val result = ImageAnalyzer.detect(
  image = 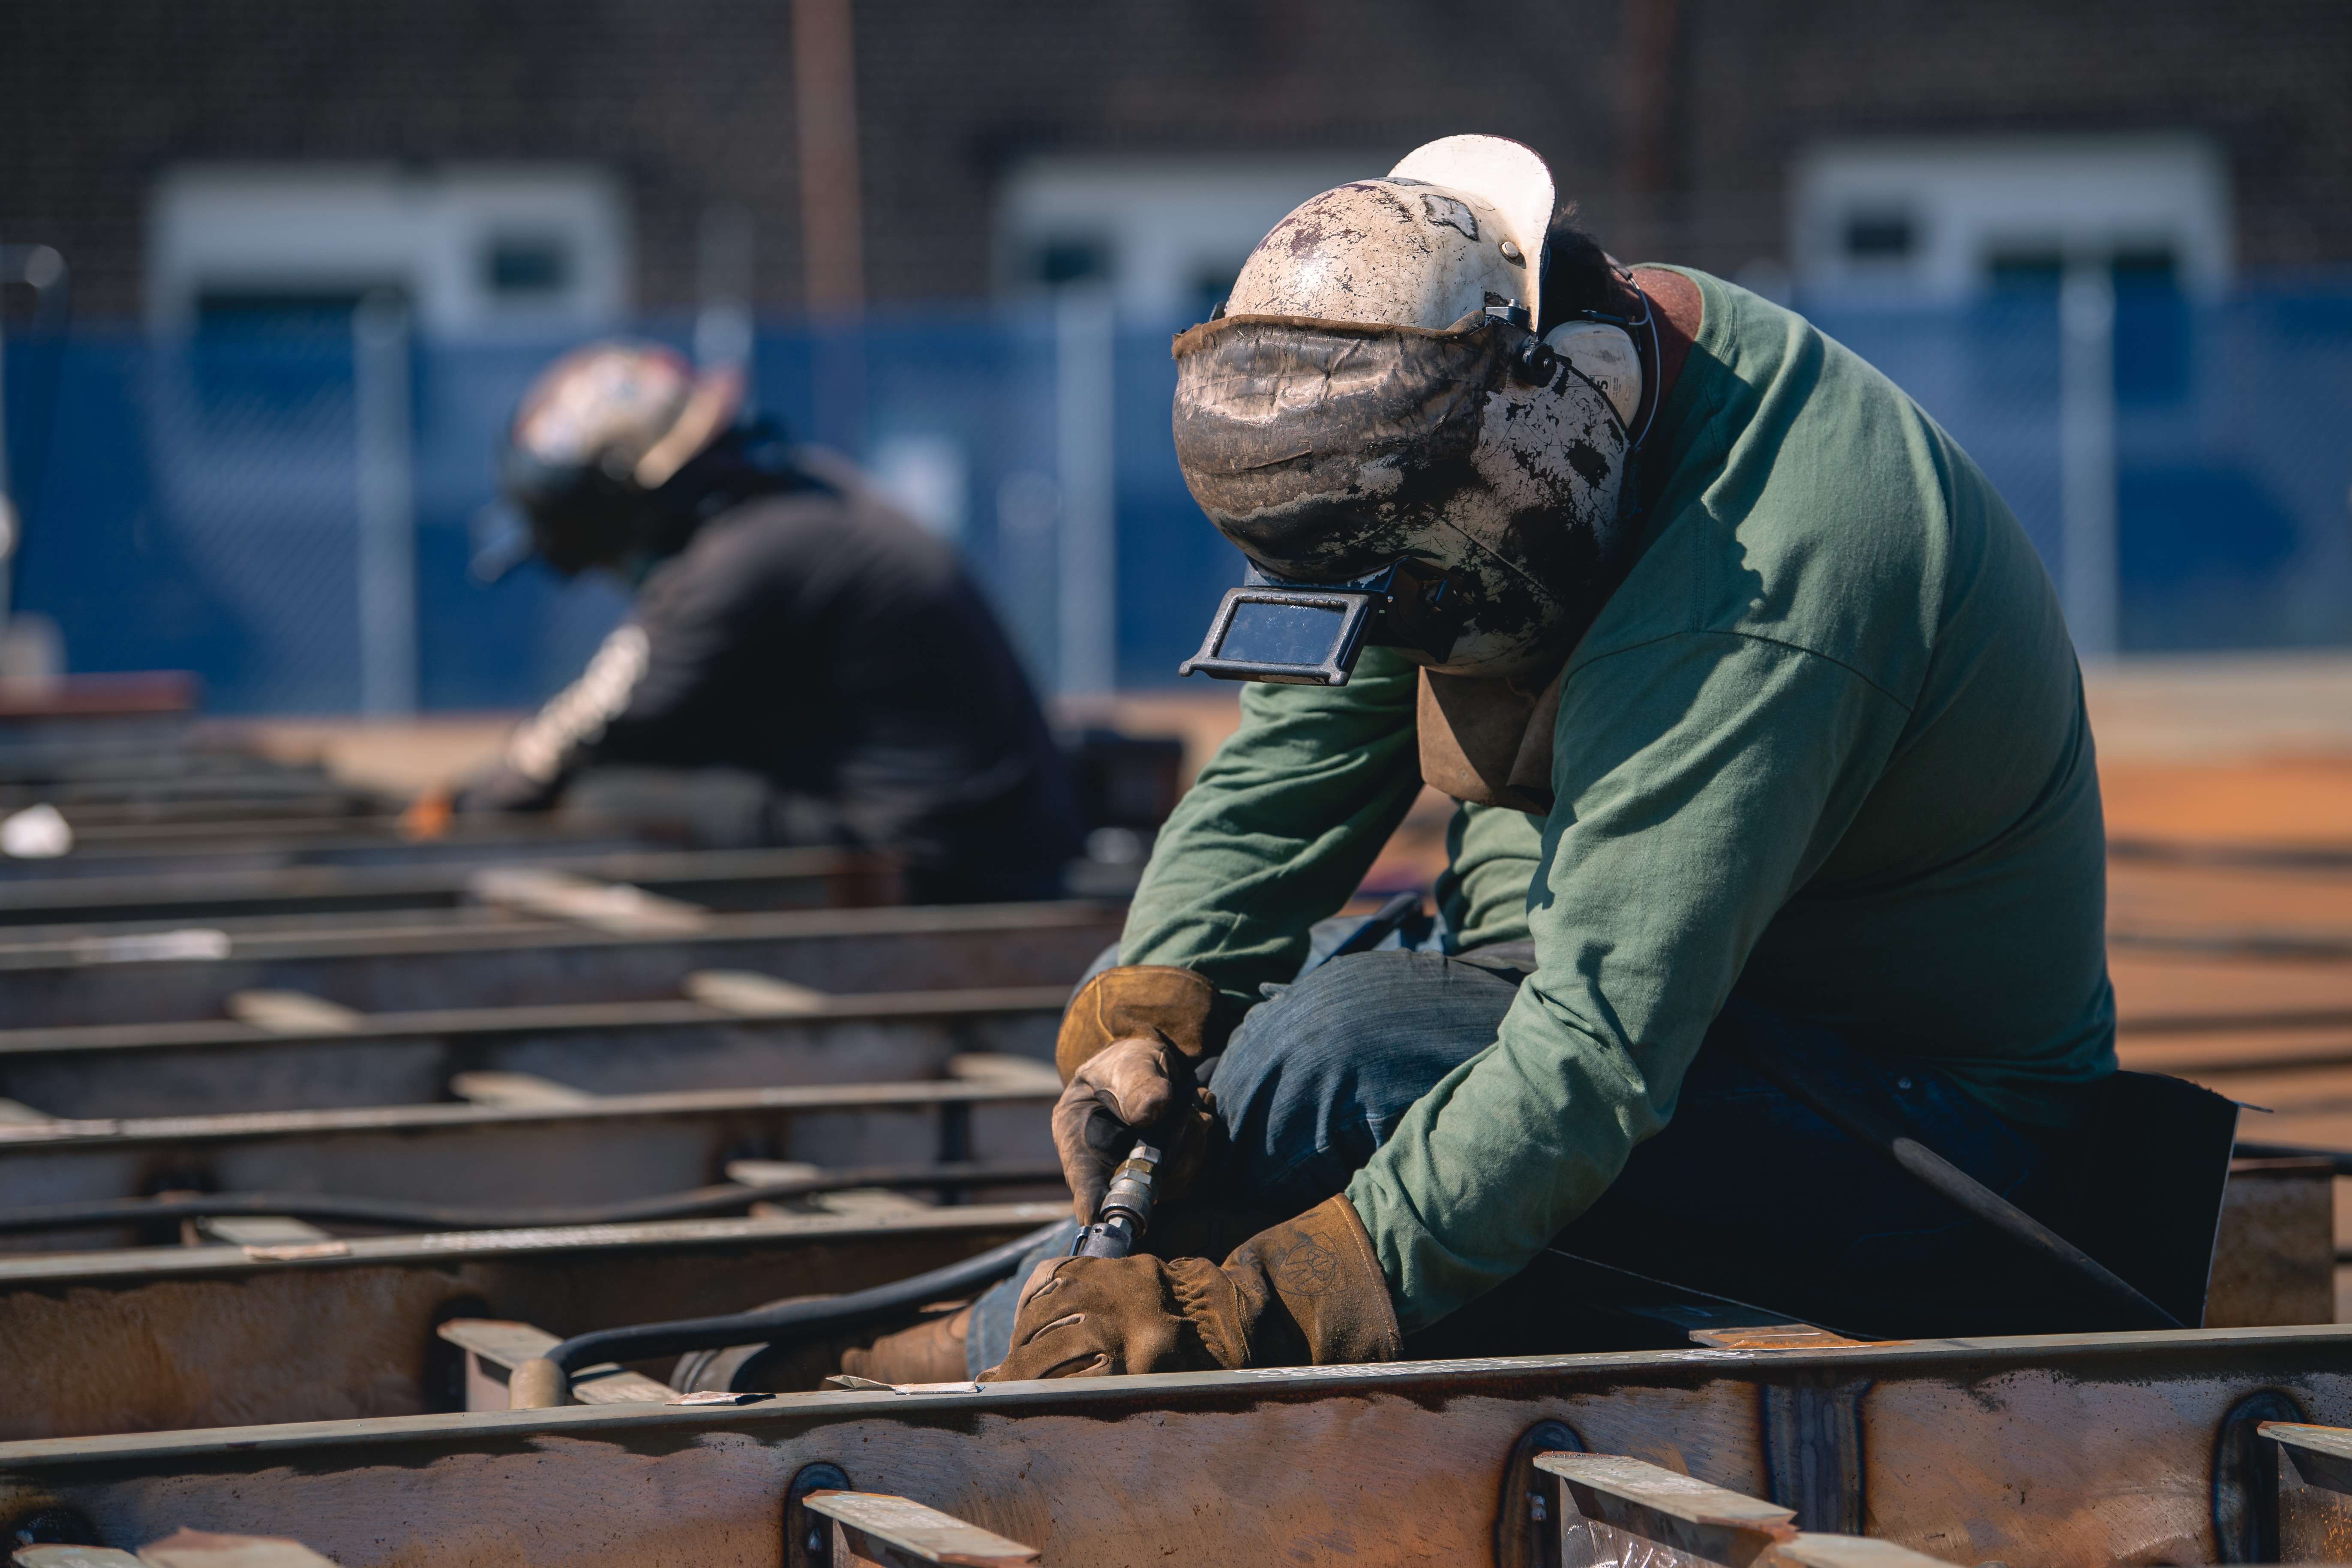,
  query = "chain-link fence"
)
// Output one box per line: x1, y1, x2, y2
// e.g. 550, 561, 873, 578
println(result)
3, 285, 2349, 714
